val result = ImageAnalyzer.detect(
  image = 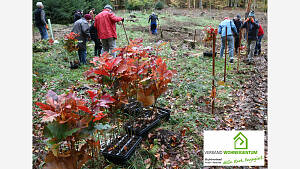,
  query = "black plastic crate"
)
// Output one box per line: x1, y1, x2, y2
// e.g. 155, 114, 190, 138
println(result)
156, 107, 171, 121
102, 134, 143, 165
124, 117, 161, 137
